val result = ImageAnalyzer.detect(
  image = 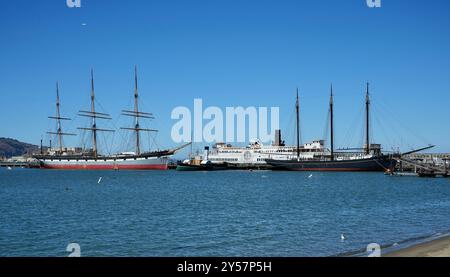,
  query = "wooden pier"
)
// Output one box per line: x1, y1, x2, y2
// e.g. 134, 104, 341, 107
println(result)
393, 157, 449, 178
0, 161, 40, 168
